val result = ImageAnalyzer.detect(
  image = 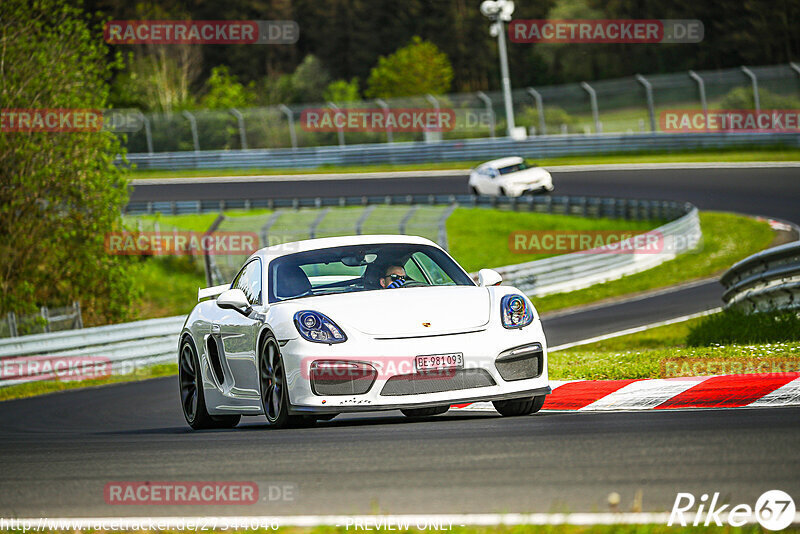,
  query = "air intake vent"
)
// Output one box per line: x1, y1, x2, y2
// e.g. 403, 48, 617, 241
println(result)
495, 343, 543, 382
